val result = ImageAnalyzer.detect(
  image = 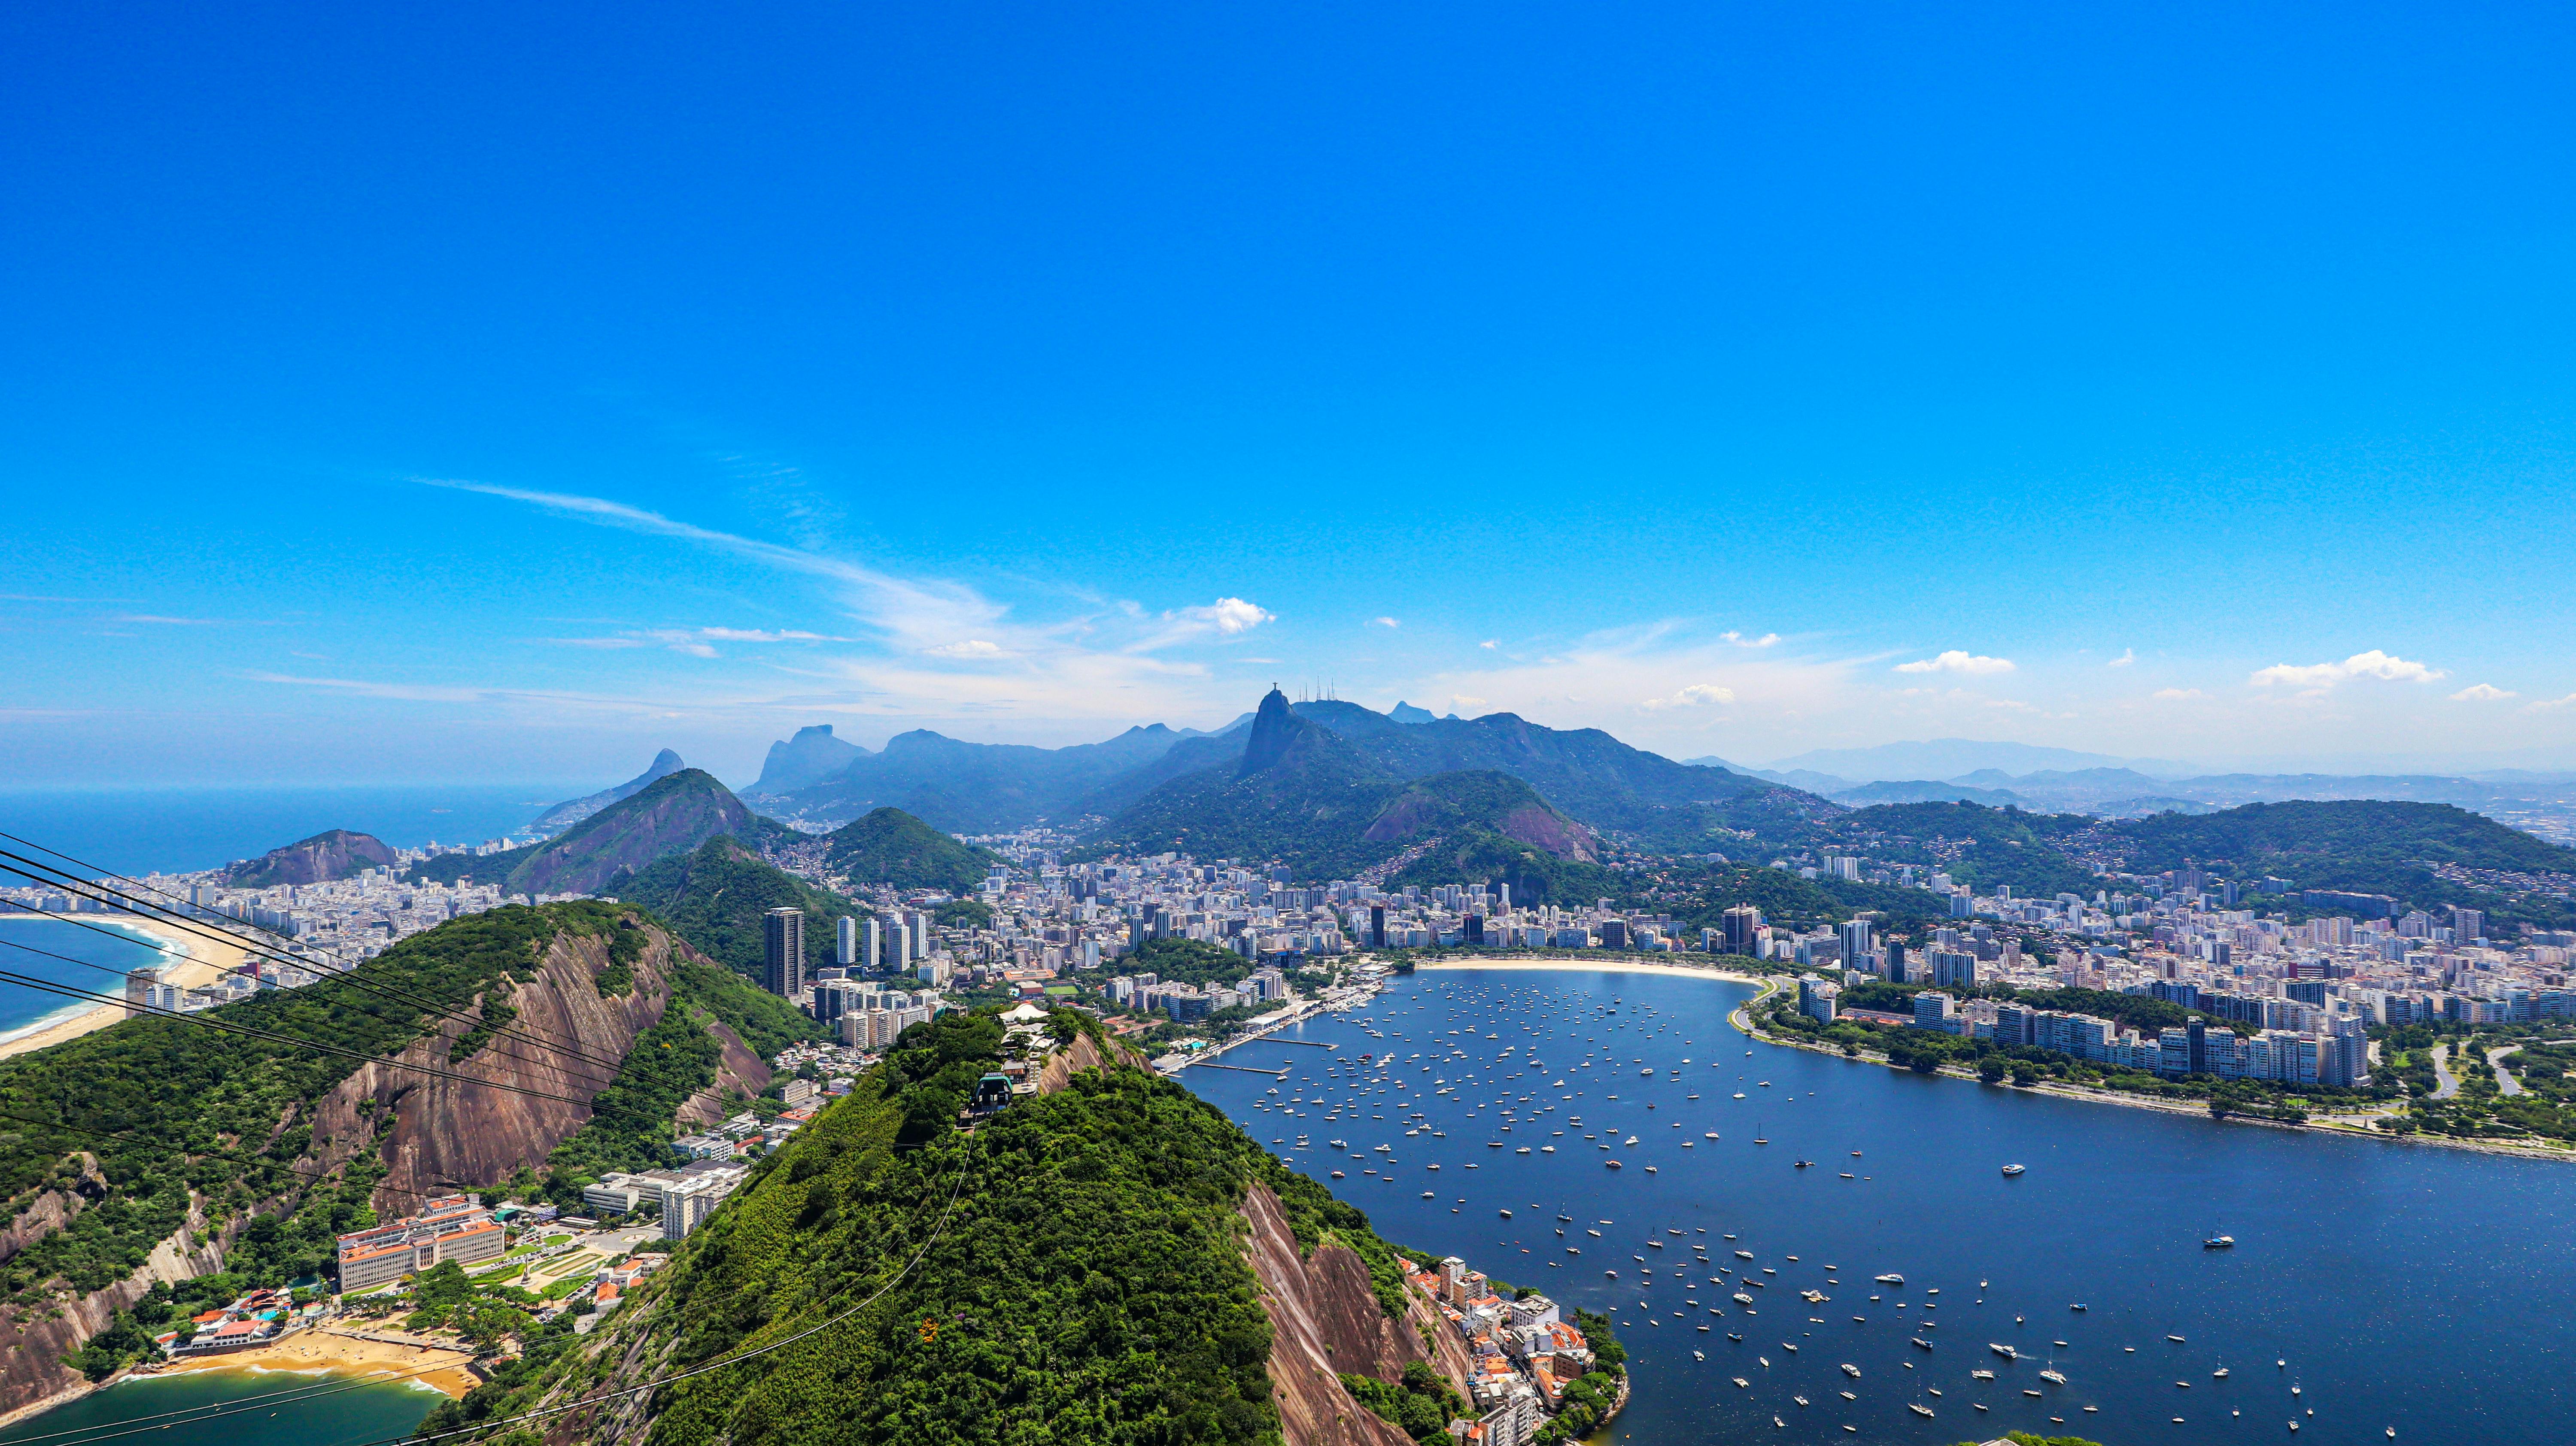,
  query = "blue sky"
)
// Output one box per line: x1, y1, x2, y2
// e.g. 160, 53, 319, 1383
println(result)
6, 2, 2575, 787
